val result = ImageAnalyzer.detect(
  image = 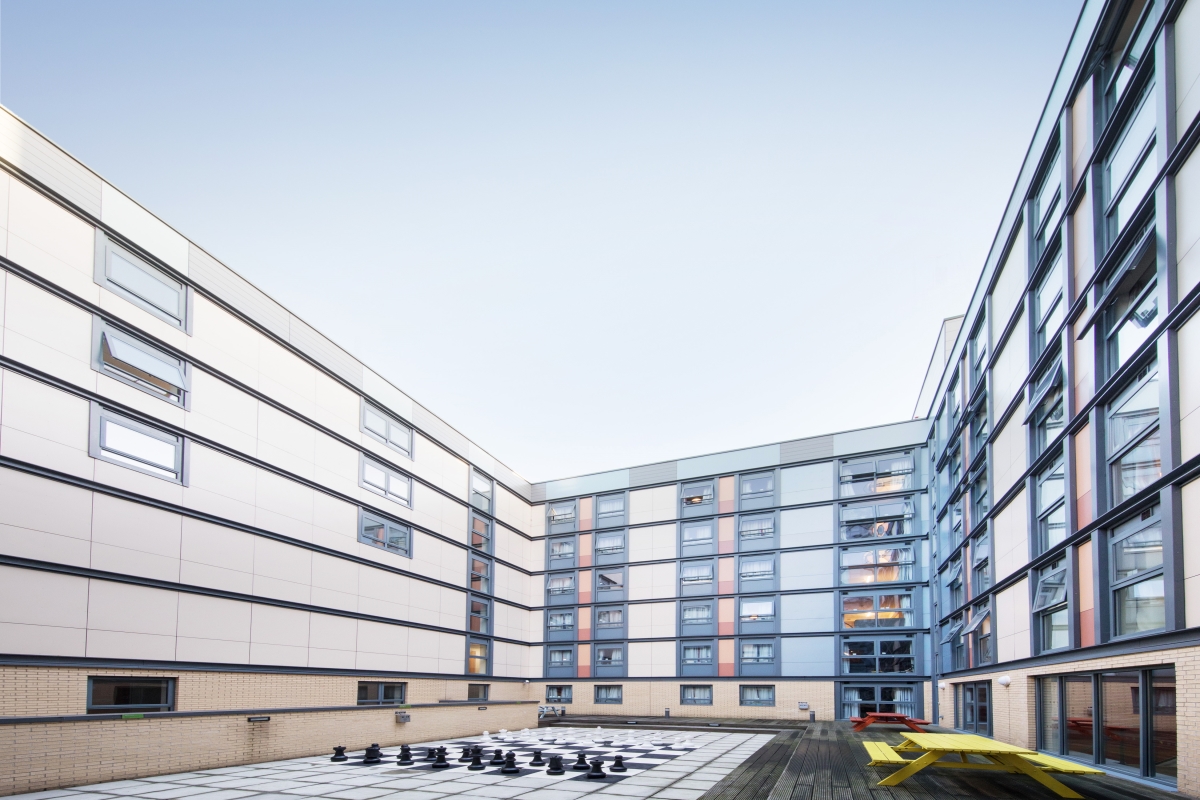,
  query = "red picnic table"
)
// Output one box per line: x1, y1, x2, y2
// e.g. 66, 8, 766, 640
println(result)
850, 712, 930, 732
